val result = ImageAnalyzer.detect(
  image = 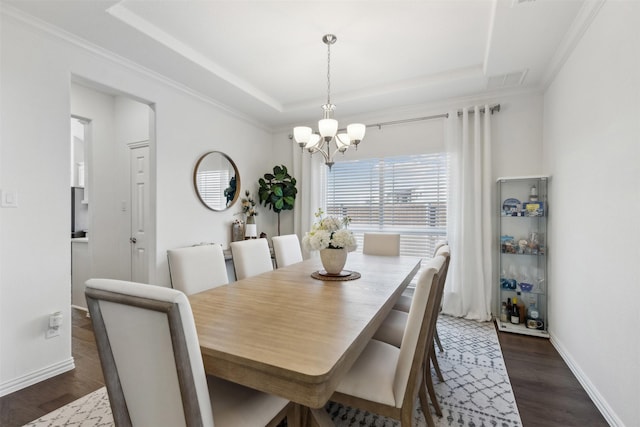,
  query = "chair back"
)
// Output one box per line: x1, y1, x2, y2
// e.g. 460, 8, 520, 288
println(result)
230, 239, 273, 280
85, 279, 213, 427
392, 255, 445, 407
362, 233, 400, 256
167, 244, 229, 295
434, 243, 450, 258
272, 234, 303, 268
433, 240, 448, 257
